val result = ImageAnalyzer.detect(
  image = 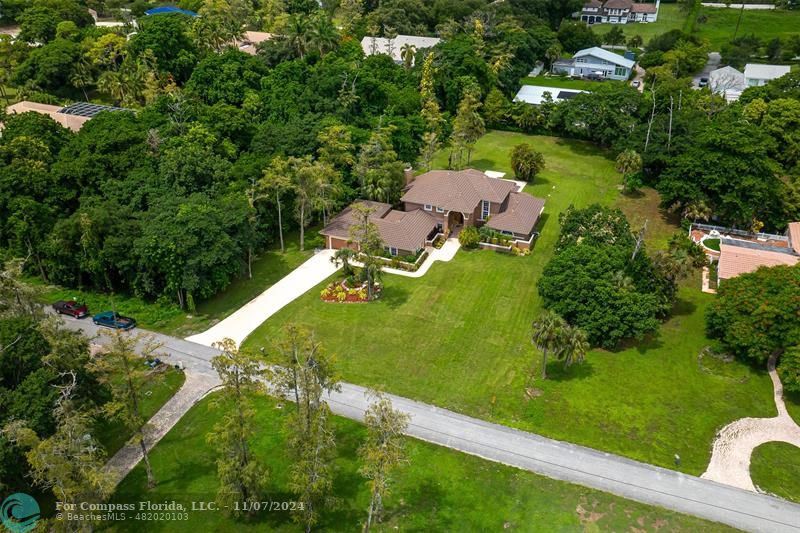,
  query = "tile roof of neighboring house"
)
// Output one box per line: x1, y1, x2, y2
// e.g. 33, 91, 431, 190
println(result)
631, 2, 658, 13
604, 0, 633, 8
238, 31, 274, 55
401, 169, 517, 213
574, 47, 635, 69
360, 35, 441, 63
486, 192, 545, 236
320, 201, 436, 252
788, 222, 800, 254
514, 85, 589, 105
5, 101, 90, 132
717, 243, 799, 280
584, 0, 603, 7
744, 63, 791, 81
709, 65, 746, 93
